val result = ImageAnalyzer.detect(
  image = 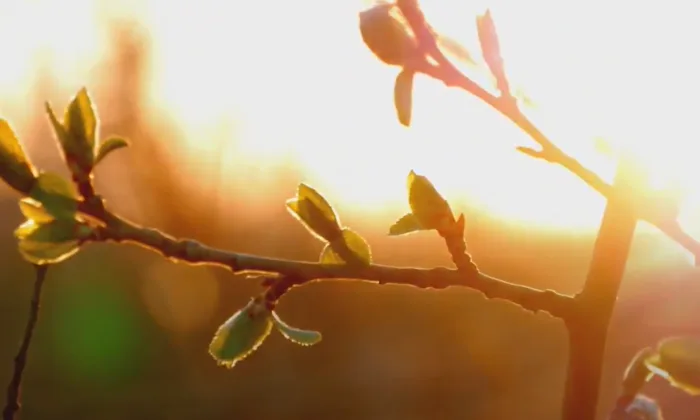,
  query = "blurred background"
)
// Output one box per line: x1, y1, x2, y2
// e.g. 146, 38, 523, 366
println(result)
1, 0, 700, 418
